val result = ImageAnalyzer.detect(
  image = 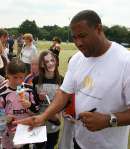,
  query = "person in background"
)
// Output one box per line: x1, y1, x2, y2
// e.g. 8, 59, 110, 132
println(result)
14, 10, 130, 149
0, 40, 7, 77
20, 33, 37, 74
32, 51, 63, 149
7, 35, 15, 54
0, 59, 38, 149
0, 28, 9, 62
7, 35, 16, 60
49, 37, 61, 57
24, 55, 39, 85
17, 34, 24, 58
